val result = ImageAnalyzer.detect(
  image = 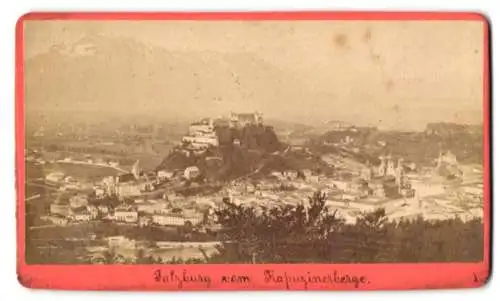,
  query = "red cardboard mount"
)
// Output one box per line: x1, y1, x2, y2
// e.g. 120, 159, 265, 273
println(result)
16, 11, 491, 291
